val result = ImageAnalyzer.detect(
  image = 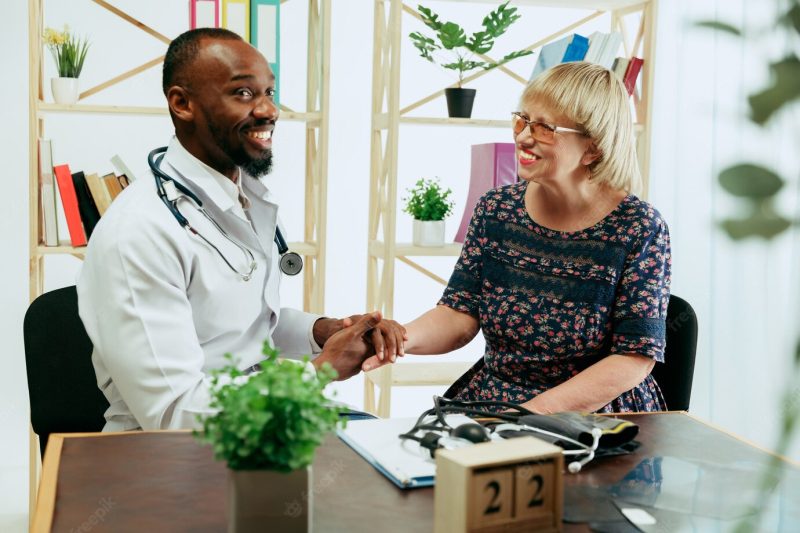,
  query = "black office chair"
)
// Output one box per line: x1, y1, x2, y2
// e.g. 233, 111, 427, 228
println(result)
652, 294, 698, 411
444, 294, 699, 411
23, 286, 109, 456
